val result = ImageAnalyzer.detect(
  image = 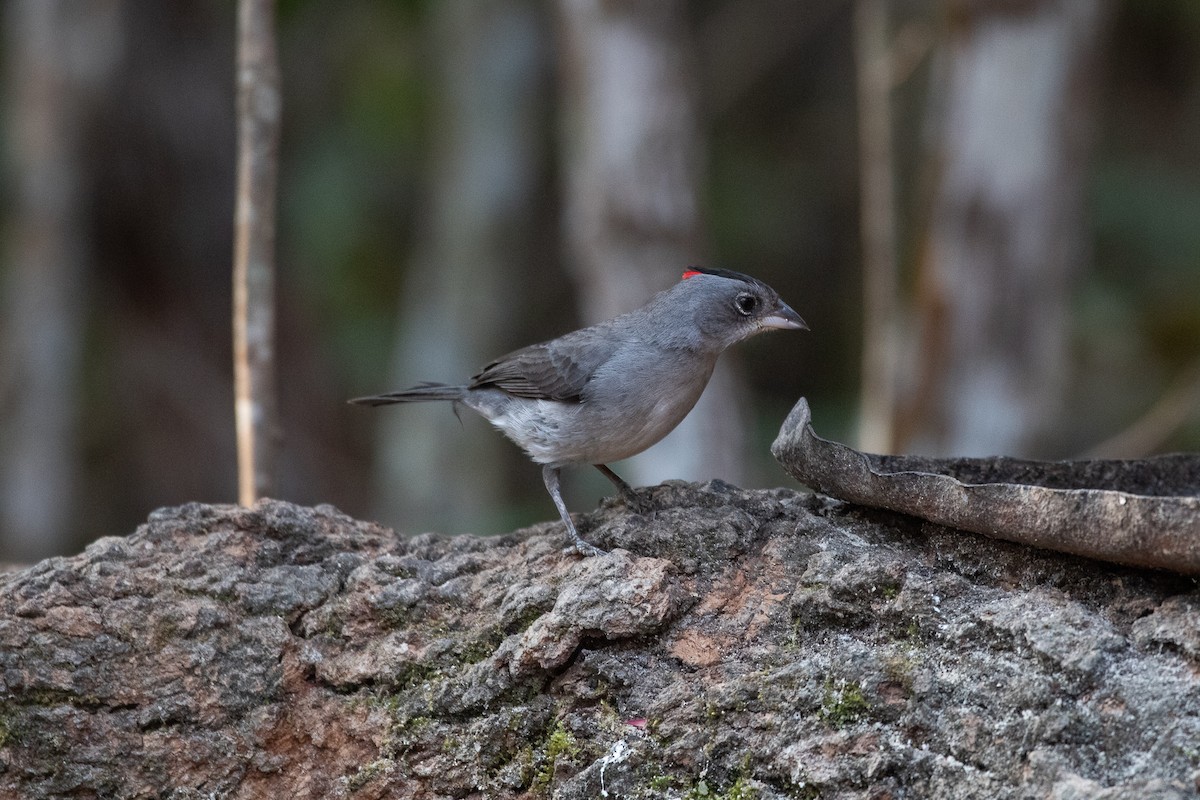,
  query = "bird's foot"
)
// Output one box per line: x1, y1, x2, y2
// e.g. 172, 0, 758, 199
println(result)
546, 464, 608, 556
566, 536, 608, 558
